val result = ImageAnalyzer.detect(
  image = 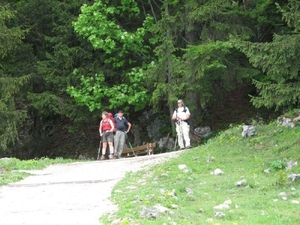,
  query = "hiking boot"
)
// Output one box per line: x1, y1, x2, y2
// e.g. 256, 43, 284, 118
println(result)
180, 147, 185, 150
109, 154, 115, 159
100, 155, 105, 160
186, 146, 191, 149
